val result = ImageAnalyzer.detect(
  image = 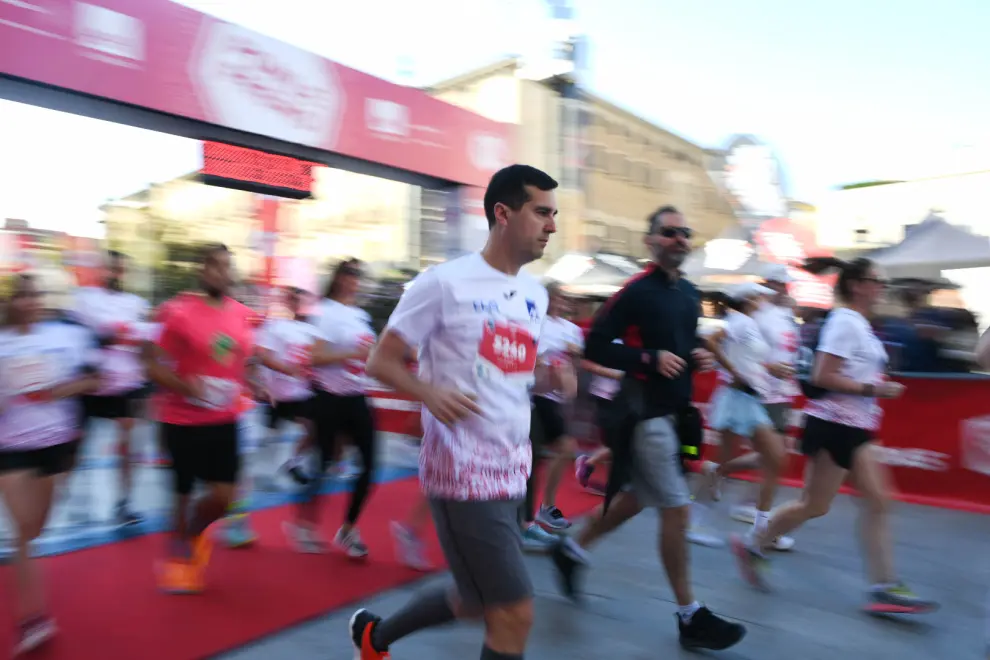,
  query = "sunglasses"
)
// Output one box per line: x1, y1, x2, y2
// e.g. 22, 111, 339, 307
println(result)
860, 276, 888, 286
11, 290, 43, 300
658, 226, 693, 240
339, 266, 364, 278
